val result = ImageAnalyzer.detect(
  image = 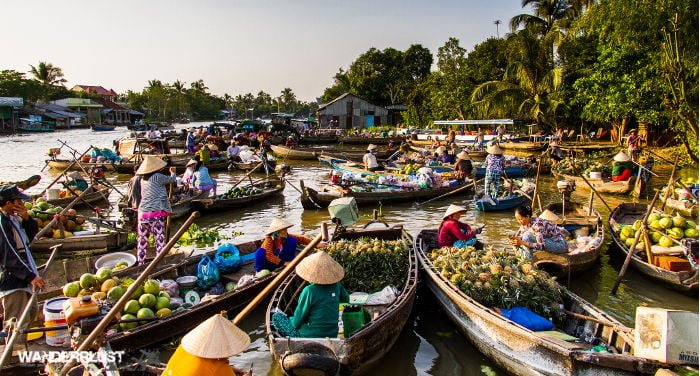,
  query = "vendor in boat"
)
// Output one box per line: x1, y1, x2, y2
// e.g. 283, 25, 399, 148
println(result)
447, 128, 457, 143
196, 144, 211, 164
626, 129, 641, 160
453, 151, 473, 180
509, 206, 569, 258
181, 158, 198, 189
285, 135, 298, 147
0, 185, 44, 348
65, 172, 89, 192
438, 204, 481, 248
191, 159, 217, 197
136, 157, 177, 265
484, 142, 505, 202
163, 314, 251, 376
271, 251, 349, 338
227, 141, 241, 163
363, 144, 384, 171
254, 218, 321, 272
410, 131, 418, 141
147, 142, 163, 155
186, 128, 197, 153
474, 127, 485, 150
549, 141, 564, 166
436, 146, 455, 164
611, 151, 634, 182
